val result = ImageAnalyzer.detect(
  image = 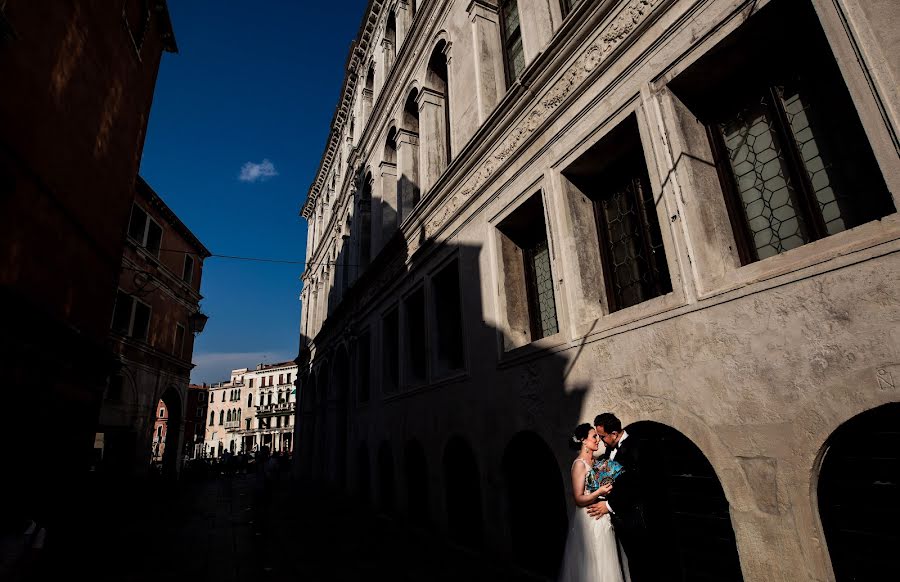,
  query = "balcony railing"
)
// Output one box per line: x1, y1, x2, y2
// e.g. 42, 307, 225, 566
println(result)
256, 402, 295, 416
224, 420, 240, 431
